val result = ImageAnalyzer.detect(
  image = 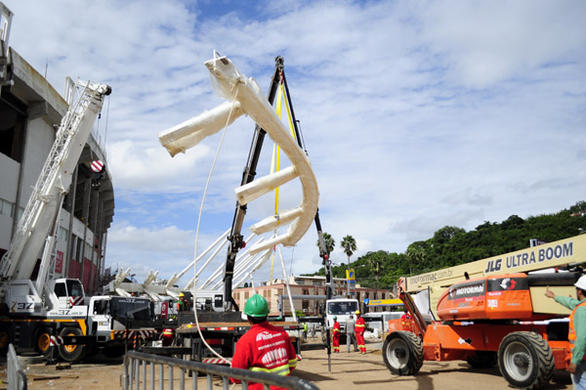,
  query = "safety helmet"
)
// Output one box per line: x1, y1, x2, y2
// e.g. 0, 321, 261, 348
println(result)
355, 310, 360, 315
179, 292, 185, 297
575, 275, 586, 291
244, 294, 269, 318
333, 316, 337, 321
